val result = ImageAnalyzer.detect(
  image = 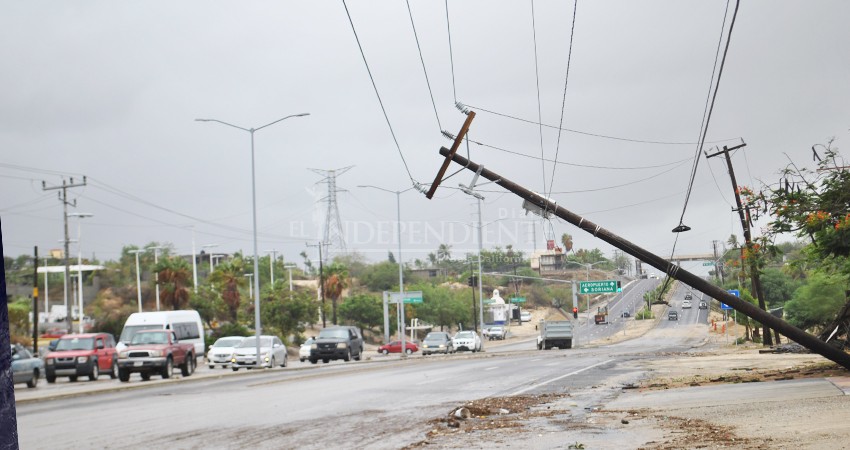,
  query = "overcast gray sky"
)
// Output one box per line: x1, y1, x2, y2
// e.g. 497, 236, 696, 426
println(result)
2, 1, 848, 276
